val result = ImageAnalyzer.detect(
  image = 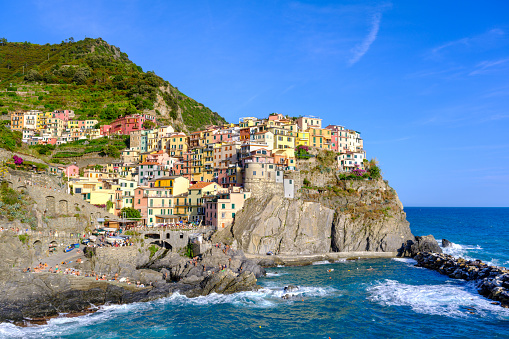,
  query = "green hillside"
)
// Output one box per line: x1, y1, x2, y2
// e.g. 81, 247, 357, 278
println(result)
0, 37, 226, 131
